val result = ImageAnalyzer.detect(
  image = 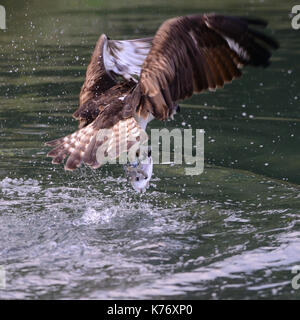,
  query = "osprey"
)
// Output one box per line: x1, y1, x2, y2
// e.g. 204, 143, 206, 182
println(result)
45, 14, 278, 192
